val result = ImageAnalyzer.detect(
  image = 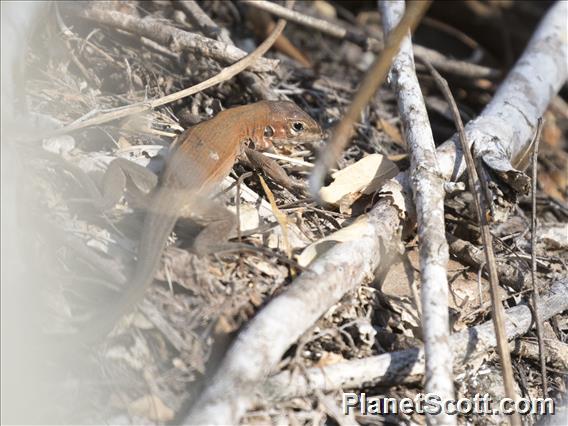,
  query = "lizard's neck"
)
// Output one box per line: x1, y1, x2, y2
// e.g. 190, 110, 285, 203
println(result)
231, 102, 271, 146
